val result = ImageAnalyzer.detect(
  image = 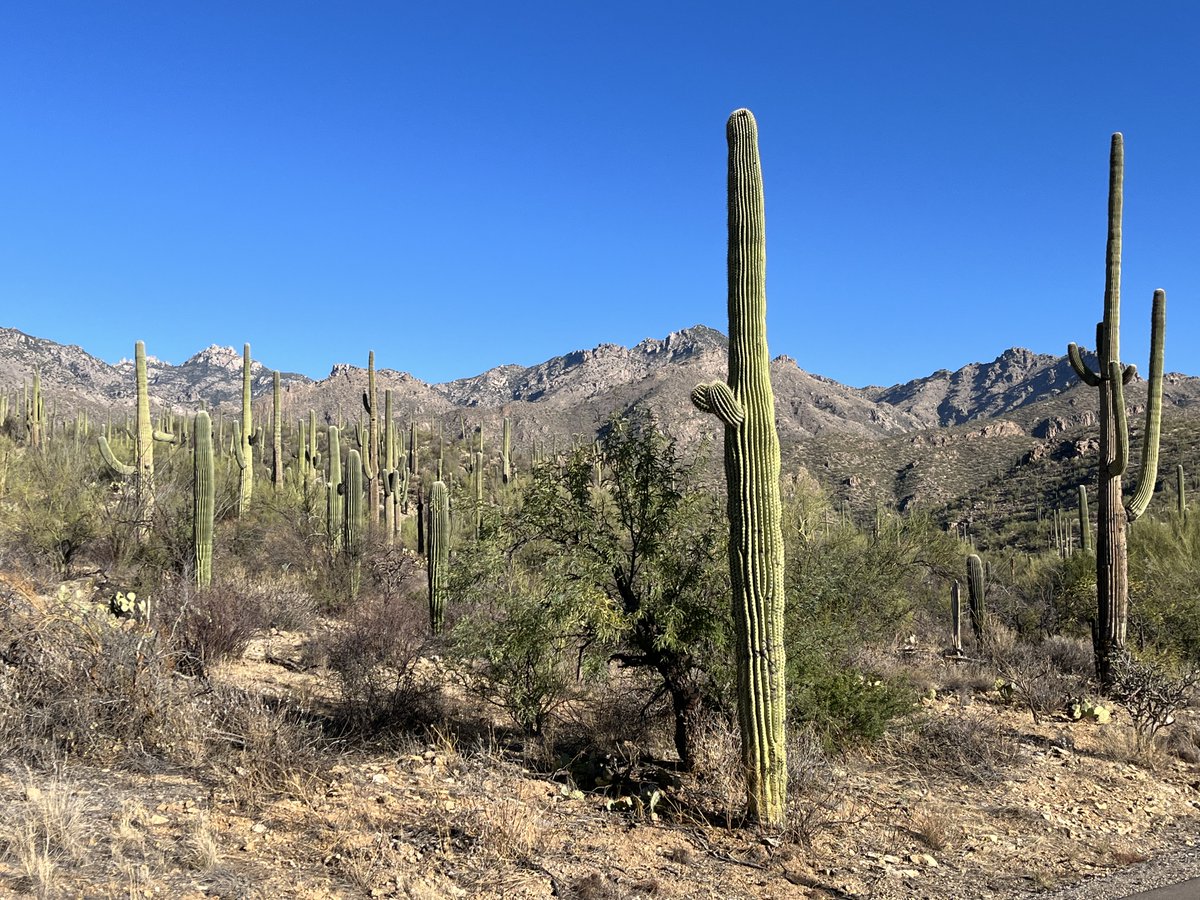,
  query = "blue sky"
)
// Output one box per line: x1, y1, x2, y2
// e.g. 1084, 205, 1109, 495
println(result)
2, 2, 1197, 387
